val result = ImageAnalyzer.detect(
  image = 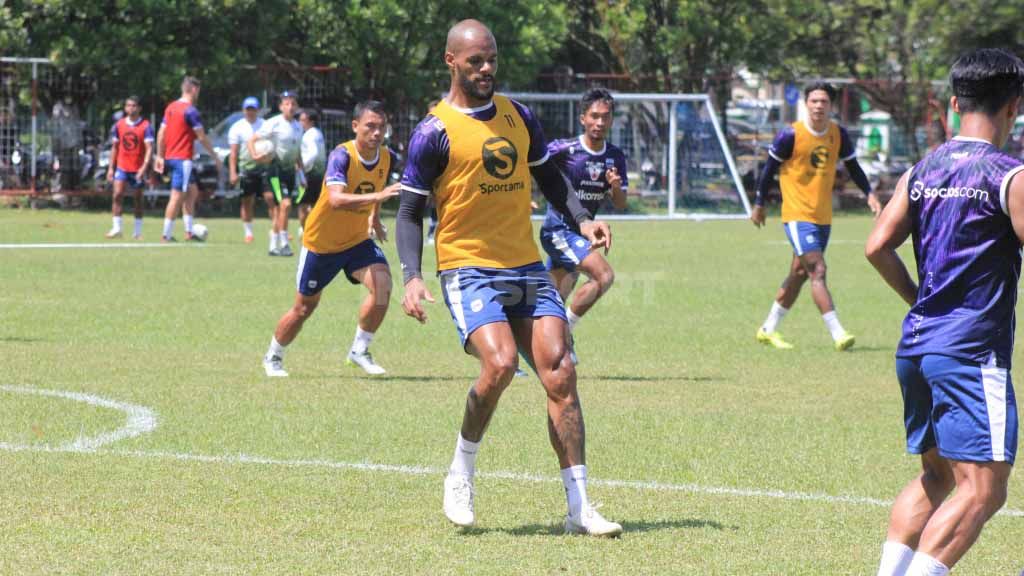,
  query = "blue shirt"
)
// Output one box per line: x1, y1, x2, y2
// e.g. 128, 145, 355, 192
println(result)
542, 136, 628, 229
898, 136, 1024, 368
